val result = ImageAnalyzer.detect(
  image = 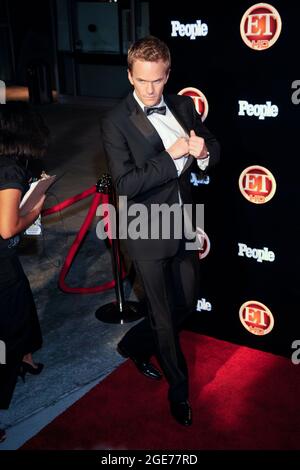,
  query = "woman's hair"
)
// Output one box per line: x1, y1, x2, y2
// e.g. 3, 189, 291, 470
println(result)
127, 36, 171, 72
0, 101, 49, 159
